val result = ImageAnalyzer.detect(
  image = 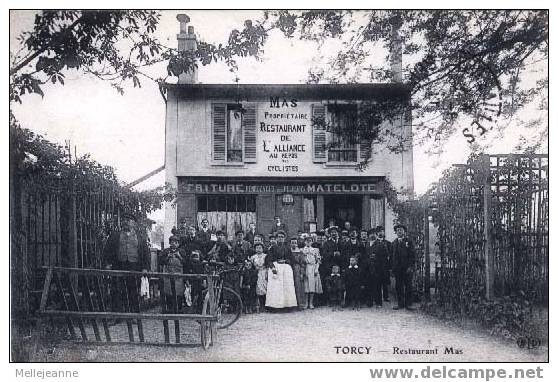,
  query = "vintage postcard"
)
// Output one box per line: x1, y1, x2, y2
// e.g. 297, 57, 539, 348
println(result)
9, 9, 548, 366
